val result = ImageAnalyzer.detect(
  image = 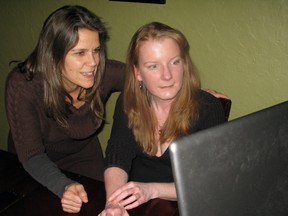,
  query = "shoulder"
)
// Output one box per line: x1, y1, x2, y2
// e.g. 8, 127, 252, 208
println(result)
193, 89, 225, 129
114, 92, 124, 113
6, 67, 24, 84
6, 66, 42, 87
104, 59, 126, 80
101, 59, 126, 101
105, 59, 126, 71
197, 89, 221, 105
6, 67, 26, 95
6, 67, 43, 100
